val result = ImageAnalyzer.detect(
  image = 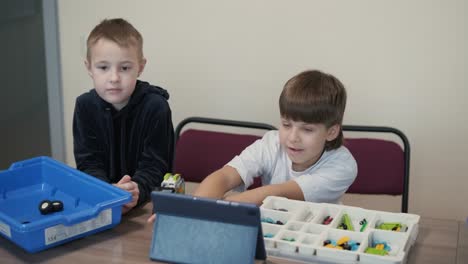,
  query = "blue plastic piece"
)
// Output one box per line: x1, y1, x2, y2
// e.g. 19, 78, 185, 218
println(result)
261, 217, 275, 224
0, 156, 131, 253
